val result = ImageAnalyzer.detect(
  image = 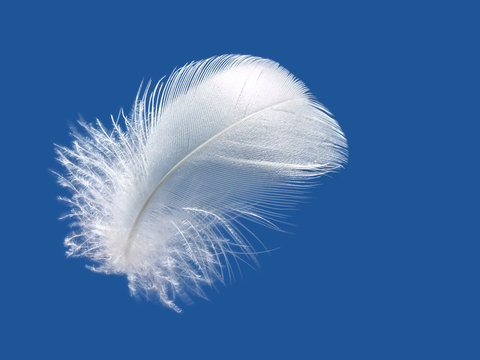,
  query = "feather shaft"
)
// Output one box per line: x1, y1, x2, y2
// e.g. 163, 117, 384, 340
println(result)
124, 97, 304, 257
